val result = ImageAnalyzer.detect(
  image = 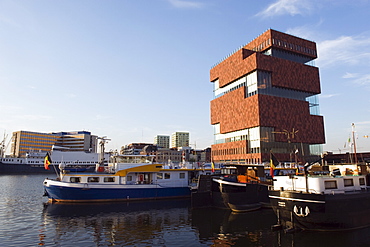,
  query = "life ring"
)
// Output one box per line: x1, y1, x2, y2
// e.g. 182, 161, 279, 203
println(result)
139, 174, 144, 182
